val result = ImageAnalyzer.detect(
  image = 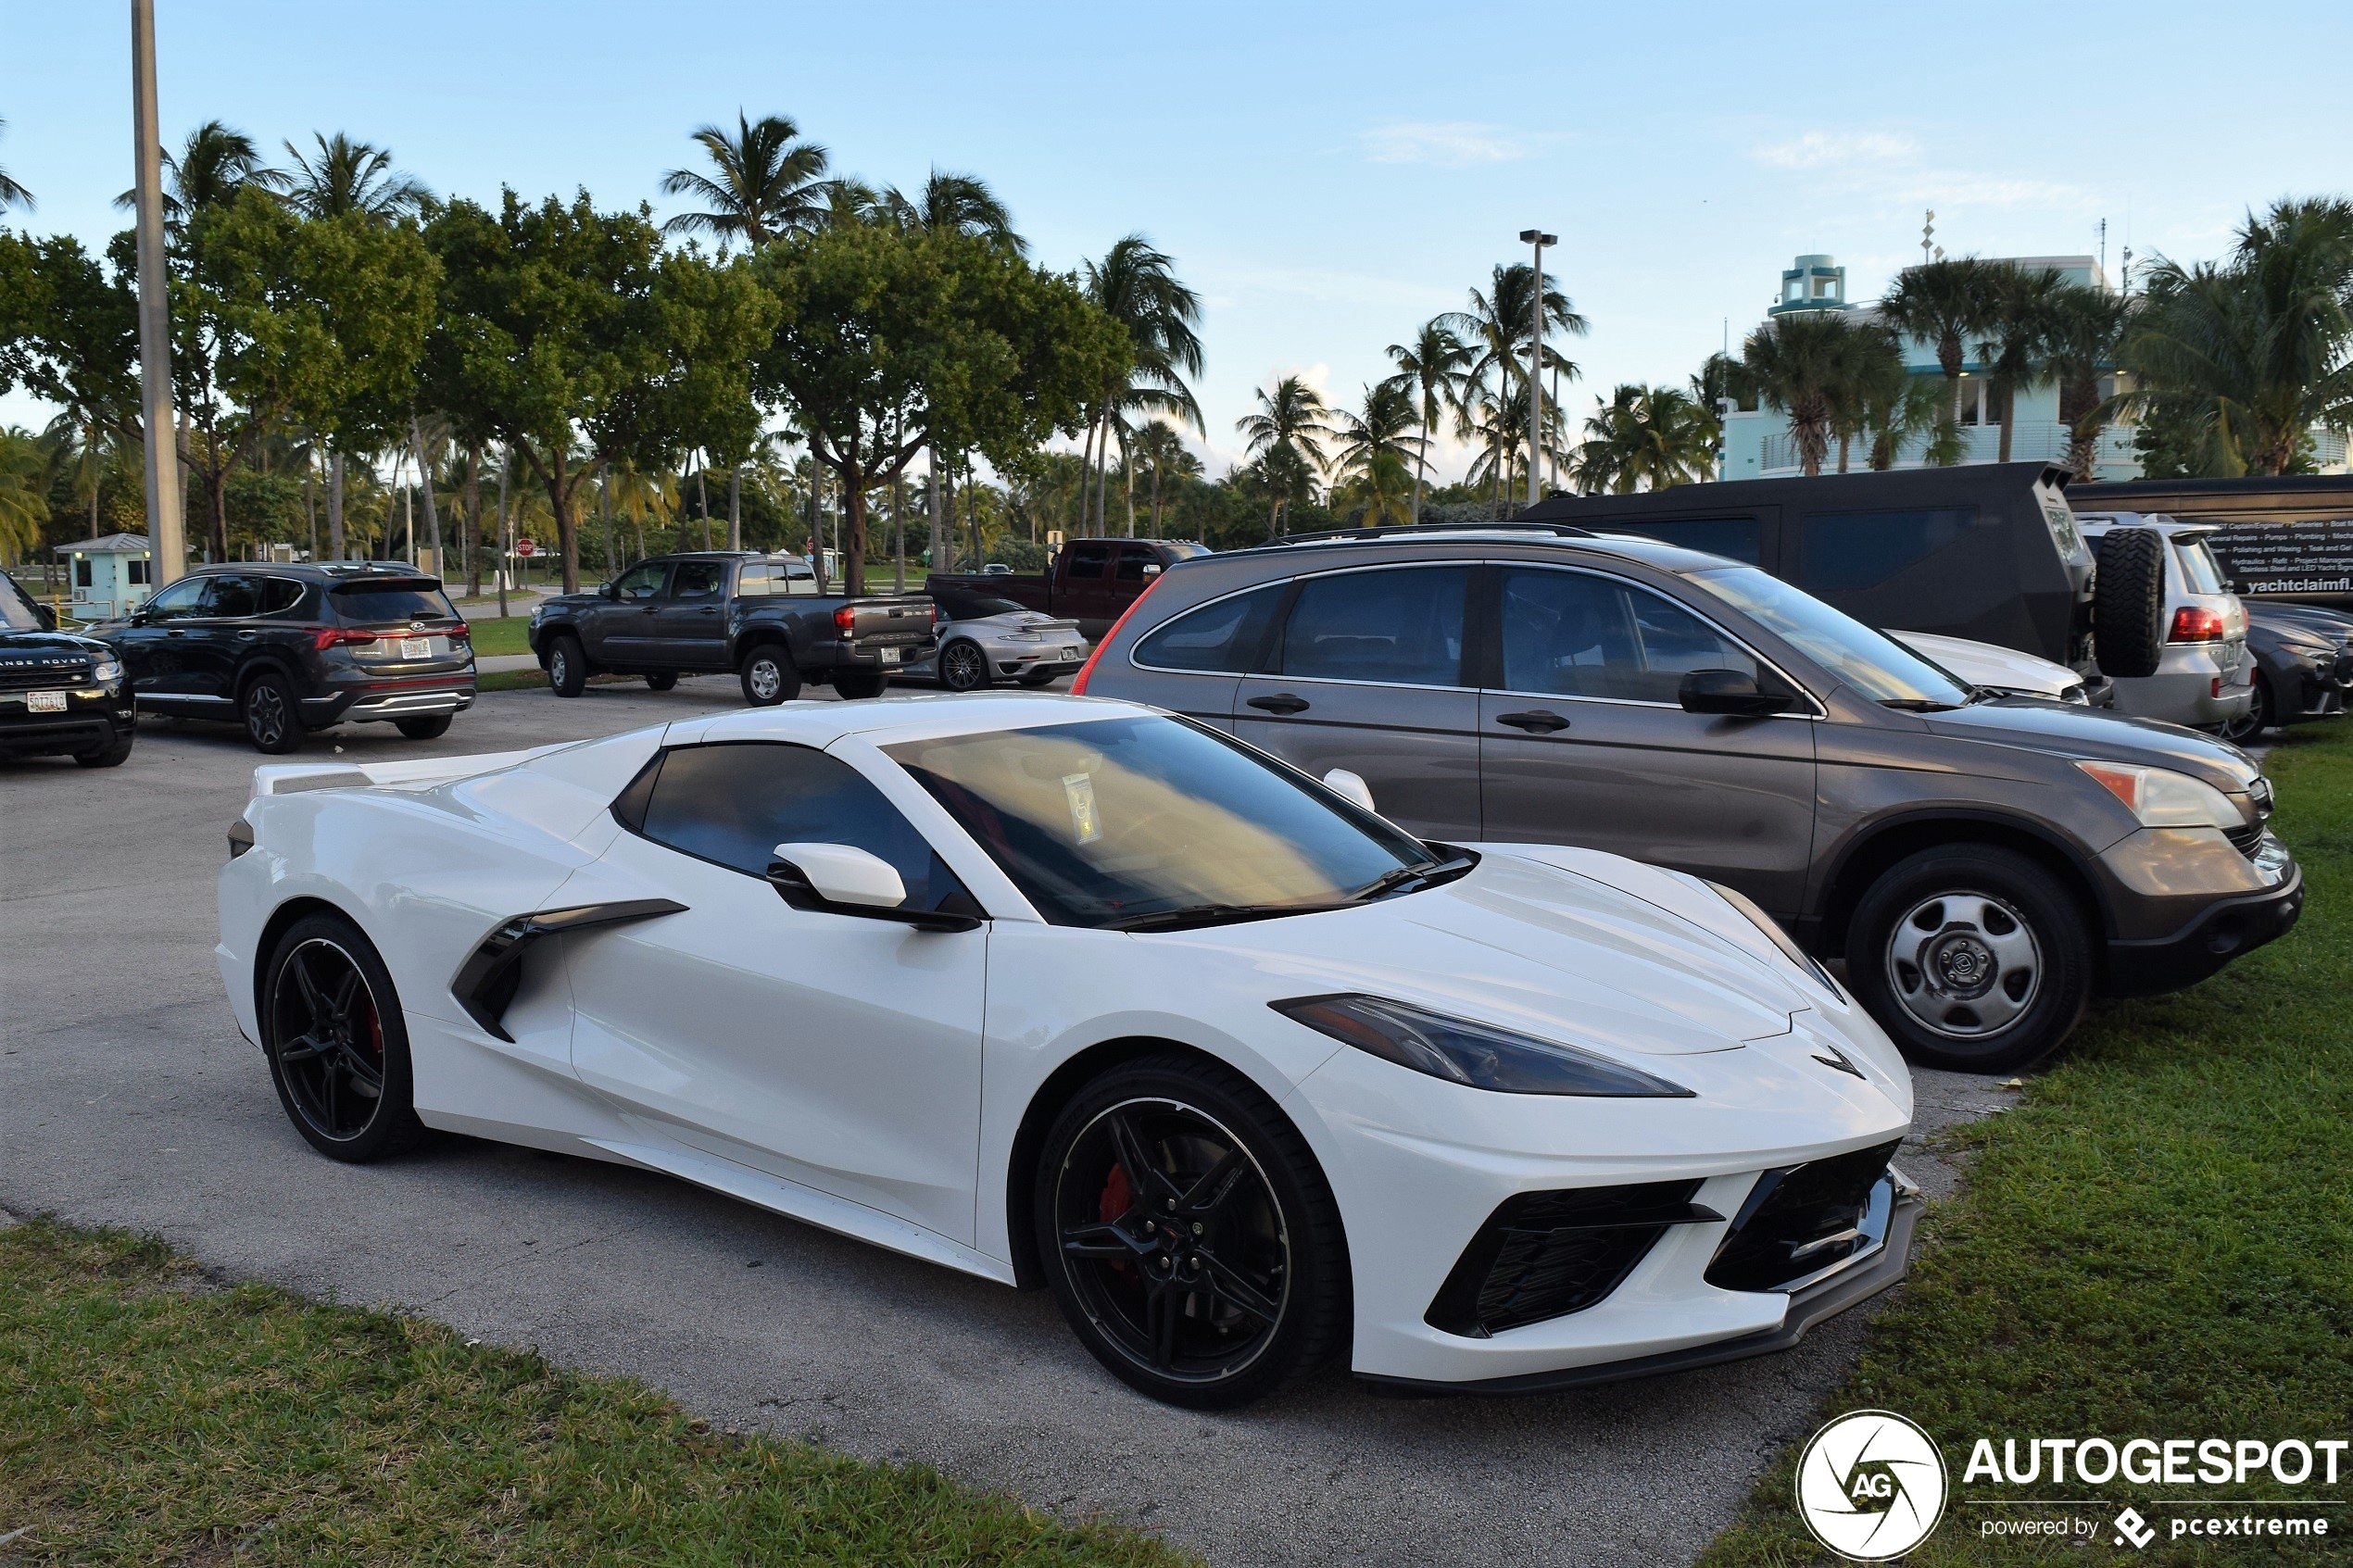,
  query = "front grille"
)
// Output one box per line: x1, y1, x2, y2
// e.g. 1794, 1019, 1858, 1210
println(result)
0, 659, 90, 692
1705, 1140, 1900, 1293
2225, 821, 2266, 857
1426, 1179, 1715, 1337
